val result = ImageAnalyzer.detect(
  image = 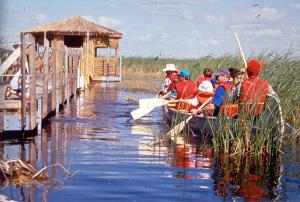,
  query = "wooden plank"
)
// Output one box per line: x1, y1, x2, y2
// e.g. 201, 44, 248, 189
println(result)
0, 47, 20, 75
20, 33, 27, 129
51, 48, 56, 111
42, 46, 49, 118
28, 33, 37, 130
